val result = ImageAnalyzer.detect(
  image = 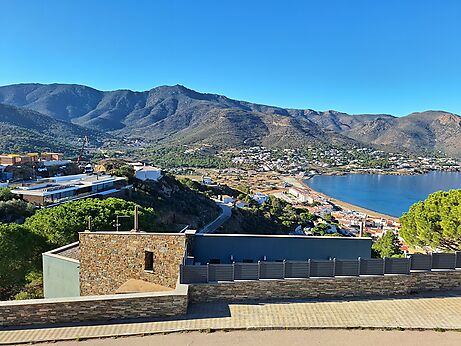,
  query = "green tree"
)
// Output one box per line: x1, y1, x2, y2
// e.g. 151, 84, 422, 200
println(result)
24, 198, 156, 246
400, 190, 461, 251
0, 199, 35, 223
372, 231, 404, 258
0, 224, 50, 298
0, 188, 14, 202
114, 165, 135, 179
14, 271, 44, 300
